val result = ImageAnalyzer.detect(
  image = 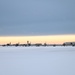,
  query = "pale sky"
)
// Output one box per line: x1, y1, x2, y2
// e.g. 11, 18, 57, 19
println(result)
0, 0, 75, 35
0, 0, 75, 44
0, 35, 75, 44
